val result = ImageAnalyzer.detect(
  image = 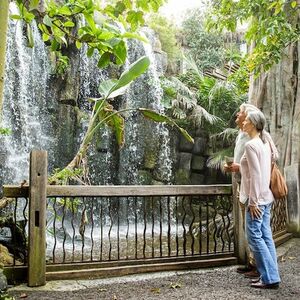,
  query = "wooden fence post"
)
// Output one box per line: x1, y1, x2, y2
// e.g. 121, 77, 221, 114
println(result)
232, 177, 246, 264
28, 150, 47, 287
